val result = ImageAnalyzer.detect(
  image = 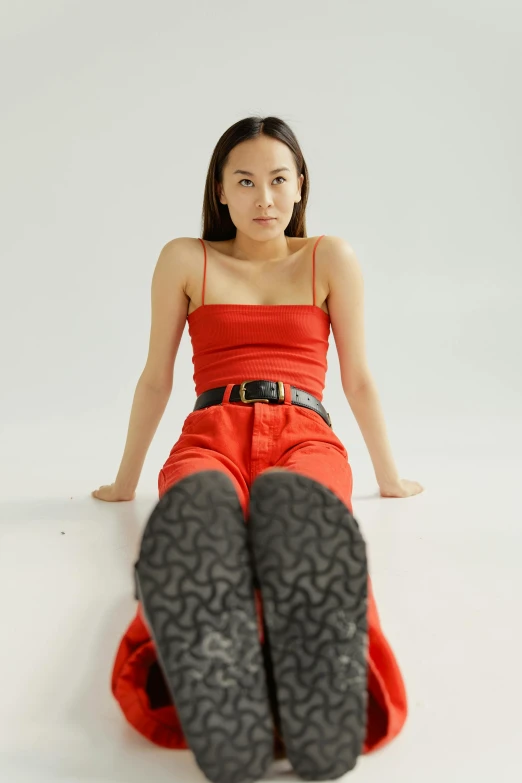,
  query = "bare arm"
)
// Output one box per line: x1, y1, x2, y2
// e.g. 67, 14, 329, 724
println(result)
325, 236, 400, 487
113, 380, 172, 494
110, 238, 192, 494
345, 380, 400, 487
